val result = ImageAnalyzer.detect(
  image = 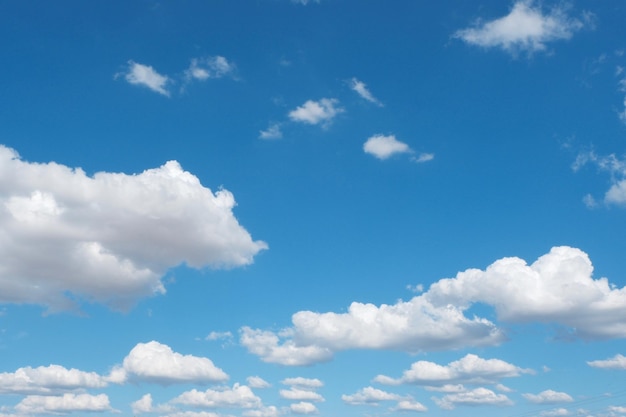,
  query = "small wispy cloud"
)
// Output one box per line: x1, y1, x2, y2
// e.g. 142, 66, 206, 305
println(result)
119, 61, 171, 96
259, 123, 283, 140
185, 56, 236, 81
349, 78, 383, 106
